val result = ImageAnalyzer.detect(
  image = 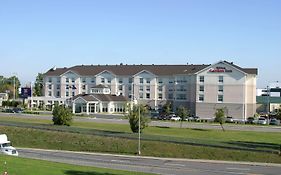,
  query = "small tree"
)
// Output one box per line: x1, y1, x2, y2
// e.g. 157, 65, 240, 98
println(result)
214, 108, 226, 131
34, 73, 44, 96
162, 102, 172, 116
276, 108, 281, 120
126, 104, 150, 133
176, 106, 189, 128
52, 104, 73, 126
